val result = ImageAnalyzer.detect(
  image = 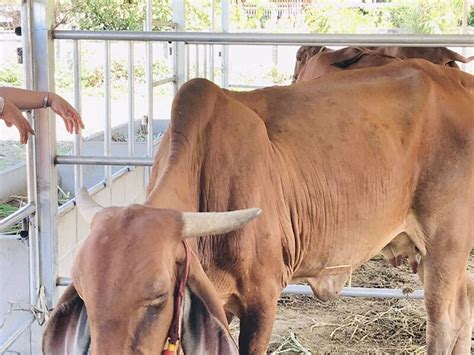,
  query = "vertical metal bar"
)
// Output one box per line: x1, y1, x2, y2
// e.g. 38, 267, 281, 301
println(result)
22, 0, 38, 302
73, 31, 83, 193
195, 45, 200, 77
204, 44, 208, 79
173, 0, 185, 89
209, 0, 215, 82
145, 0, 153, 185
172, 26, 178, 95
128, 42, 135, 158
186, 45, 190, 80
221, 0, 229, 88
272, 45, 278, 67
461, 0, 468, 71
21, 3, 41, 353
31, 0, 58, 309
104, 41, 112, 192
462, 0, 468, 31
